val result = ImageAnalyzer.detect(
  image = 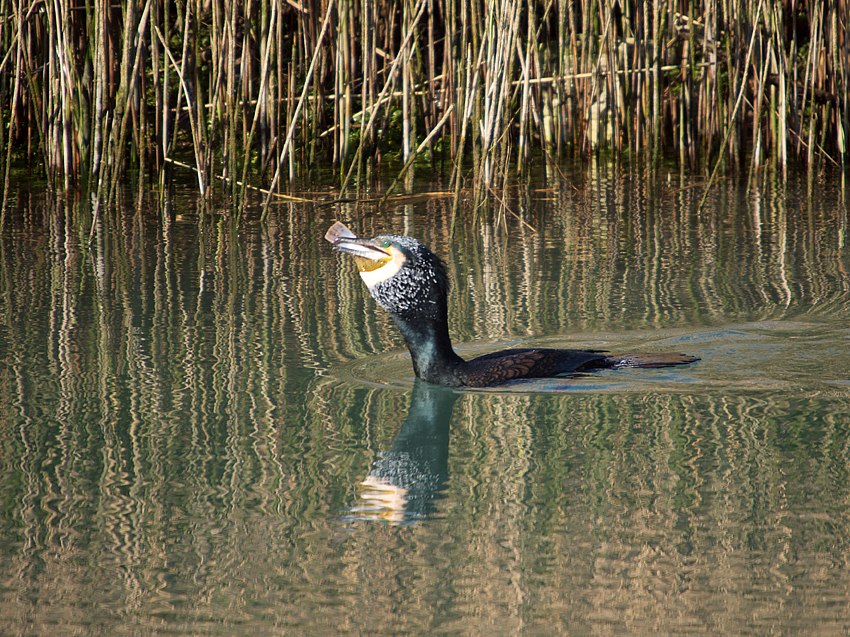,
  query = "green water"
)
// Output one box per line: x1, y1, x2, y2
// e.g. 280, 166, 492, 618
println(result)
1, 166, 849, 635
